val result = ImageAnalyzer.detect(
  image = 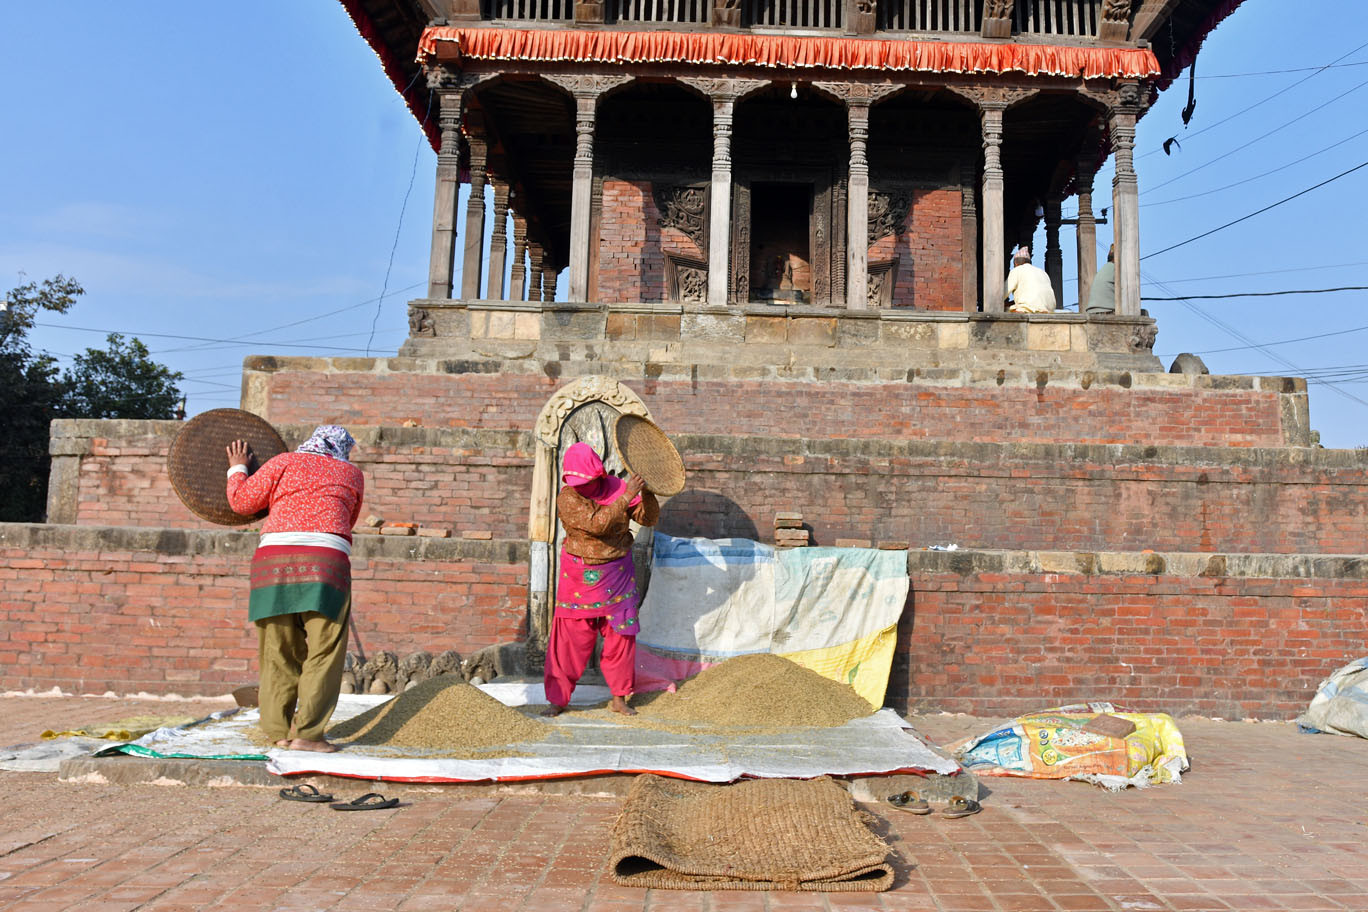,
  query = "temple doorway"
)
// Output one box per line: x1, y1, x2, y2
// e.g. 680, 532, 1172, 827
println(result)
749, 182, 813, 304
